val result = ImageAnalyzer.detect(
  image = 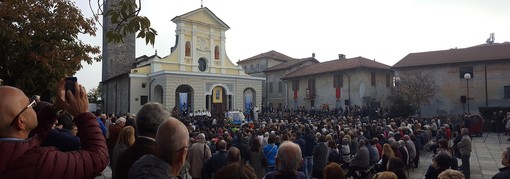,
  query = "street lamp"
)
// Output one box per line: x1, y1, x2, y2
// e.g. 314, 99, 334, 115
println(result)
464, 73, 471, 114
